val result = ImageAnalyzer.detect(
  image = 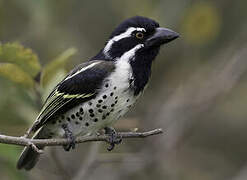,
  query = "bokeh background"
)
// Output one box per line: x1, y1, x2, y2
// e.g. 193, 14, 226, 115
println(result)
1, 0, 247, 179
